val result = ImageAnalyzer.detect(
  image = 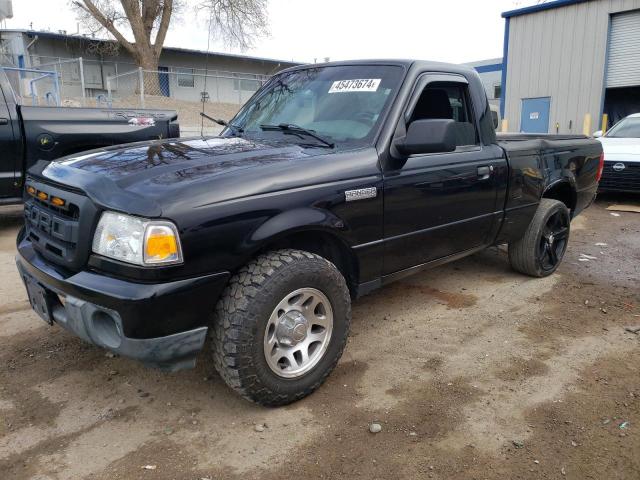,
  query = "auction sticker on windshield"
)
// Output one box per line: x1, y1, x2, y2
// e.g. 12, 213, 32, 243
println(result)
329, 79, 381, 93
